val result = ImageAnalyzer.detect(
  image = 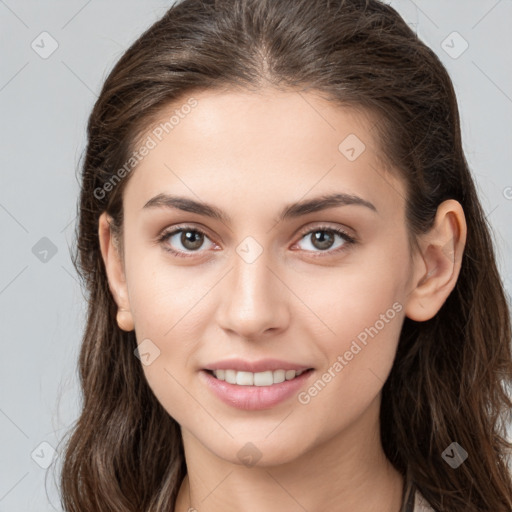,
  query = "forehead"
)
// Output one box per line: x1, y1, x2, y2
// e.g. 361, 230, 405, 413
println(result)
123, 88, 405, 220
